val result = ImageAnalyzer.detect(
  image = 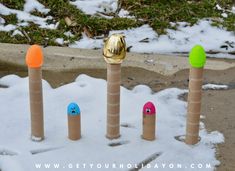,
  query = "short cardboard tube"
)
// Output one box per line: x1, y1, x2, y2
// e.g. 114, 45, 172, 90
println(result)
68, 115, 81, 140
142, 114, 156, 141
